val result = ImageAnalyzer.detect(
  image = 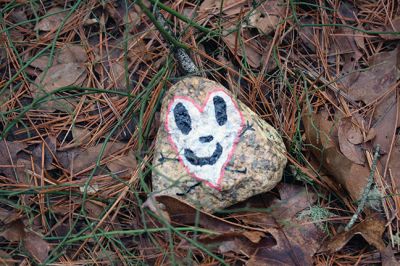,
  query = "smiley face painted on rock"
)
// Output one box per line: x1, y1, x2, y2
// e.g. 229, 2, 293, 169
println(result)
165, 89, 244, 189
